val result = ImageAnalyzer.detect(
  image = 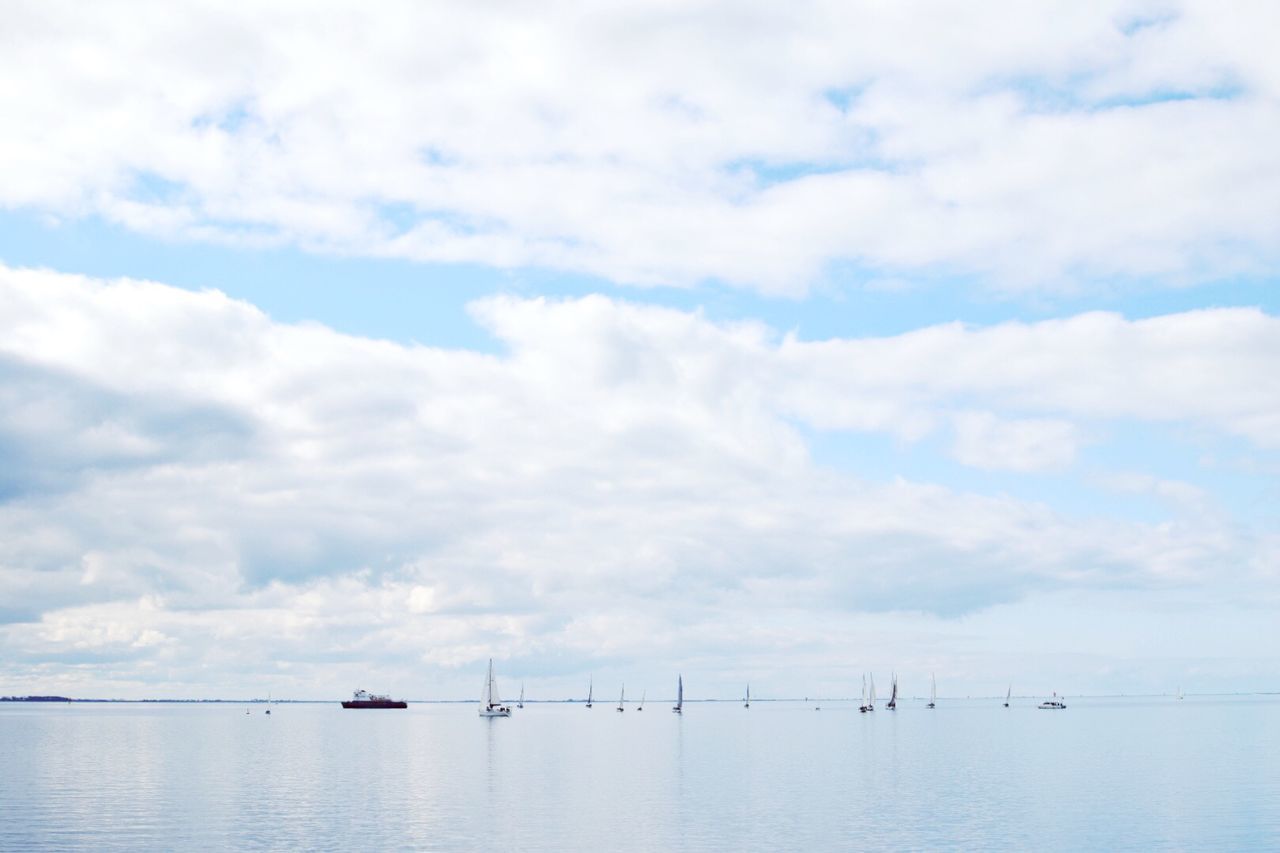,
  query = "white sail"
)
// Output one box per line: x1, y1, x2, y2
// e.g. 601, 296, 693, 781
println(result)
480, 659, 493, 707
861, 674, 867, 704
518, 683, 524, 708
618, 684, 625, 711
586, 677, 593, 706
489, 664, 502, 707
870, 674, 876, 705
931, 673, 936, 703
1006, 684, 1011, 705
673, 675, 683, 712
